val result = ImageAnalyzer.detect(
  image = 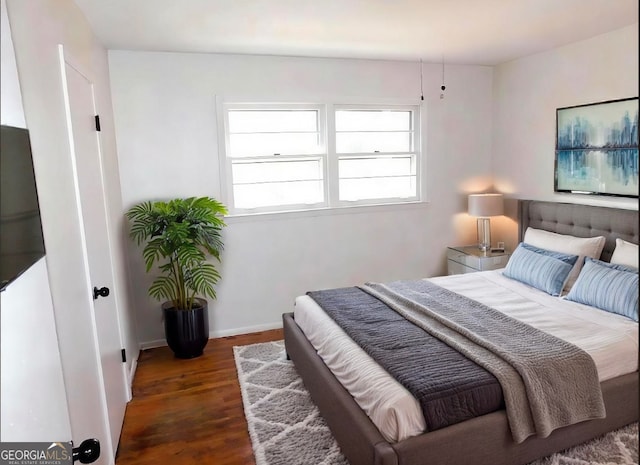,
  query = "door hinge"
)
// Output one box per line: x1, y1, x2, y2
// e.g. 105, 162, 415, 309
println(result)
121, 348, 126, 363
95, 115, 101, 132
